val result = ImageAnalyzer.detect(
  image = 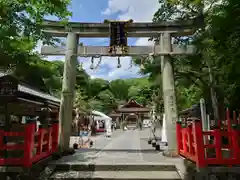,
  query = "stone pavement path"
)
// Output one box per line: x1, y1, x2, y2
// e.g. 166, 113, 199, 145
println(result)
91, 128, 186, 178
93, 129, 144, 163
51, 128, 185, 179
55, 129, 124, 164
